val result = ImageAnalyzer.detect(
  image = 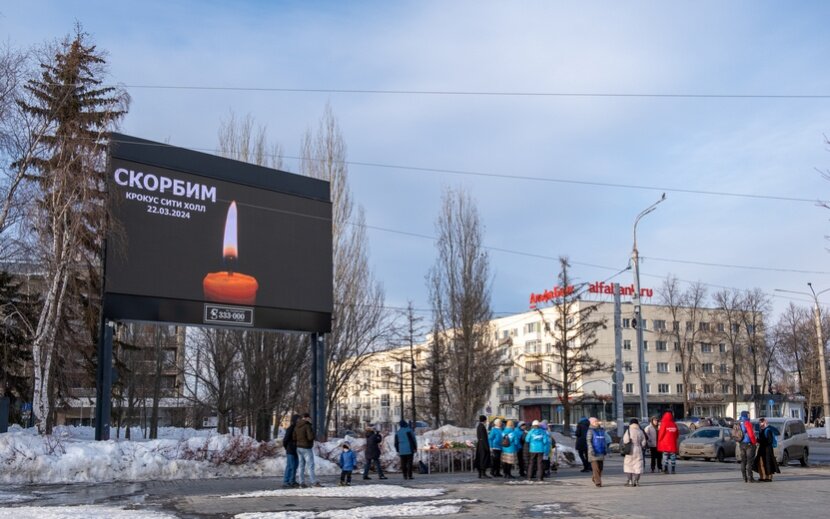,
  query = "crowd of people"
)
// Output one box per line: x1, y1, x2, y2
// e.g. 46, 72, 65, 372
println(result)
280, 409, 783, 488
